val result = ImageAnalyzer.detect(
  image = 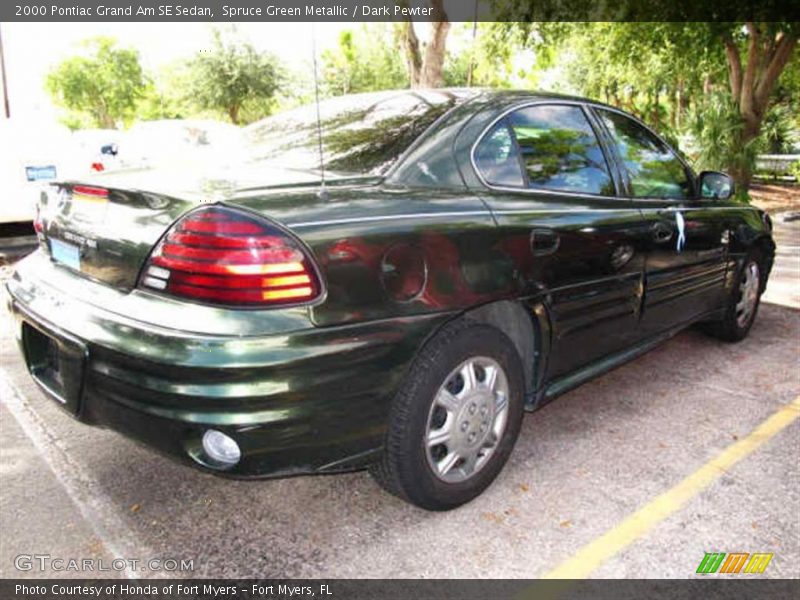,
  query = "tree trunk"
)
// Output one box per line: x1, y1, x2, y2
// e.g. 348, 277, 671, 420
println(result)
400, 0, 450, 88
228, 104, 240, 125
420, 18, 450, 87
703, 75, 713, 95
400, 19, 423, 87
651, 89, 660, 128
722, 24, 797, 192
95, 107, 116, 129
674, 79, 687, 129
624, 87, 637, 113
